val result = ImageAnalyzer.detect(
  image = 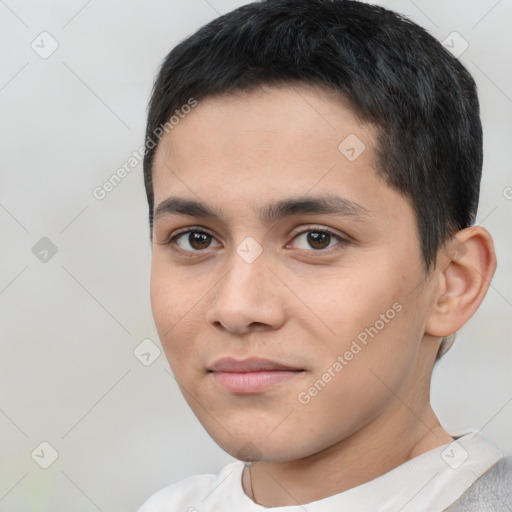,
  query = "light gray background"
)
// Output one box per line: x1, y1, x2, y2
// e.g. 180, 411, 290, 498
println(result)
1, 1, 511, 510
